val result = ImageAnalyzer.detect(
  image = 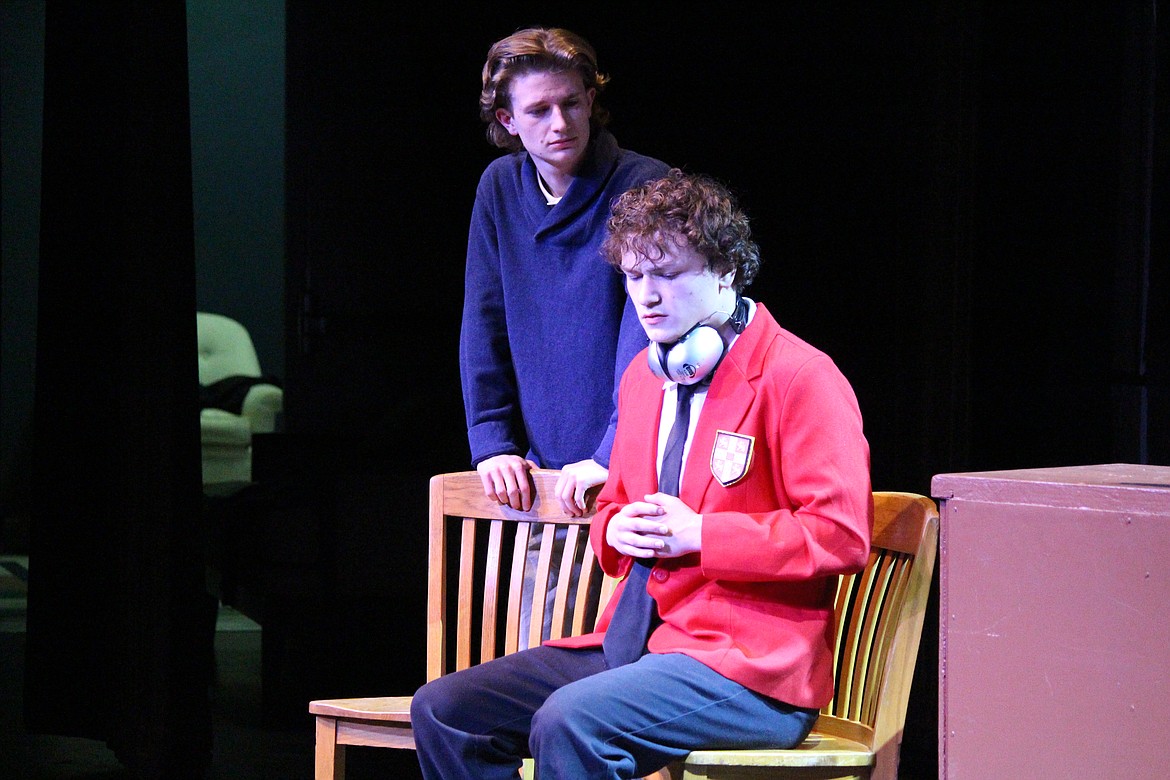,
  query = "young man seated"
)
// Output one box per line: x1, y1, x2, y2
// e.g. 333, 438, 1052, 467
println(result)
411, 169, 873, 779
